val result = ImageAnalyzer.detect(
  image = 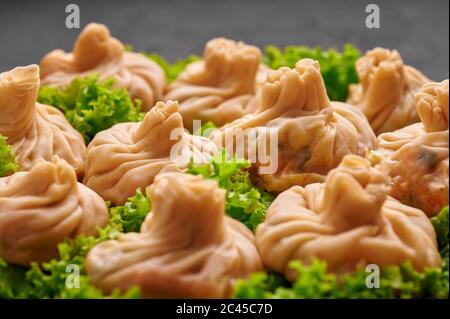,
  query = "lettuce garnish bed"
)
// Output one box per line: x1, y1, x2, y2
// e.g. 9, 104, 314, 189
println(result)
0, 135, 18, 177
38, 75, 144, 142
